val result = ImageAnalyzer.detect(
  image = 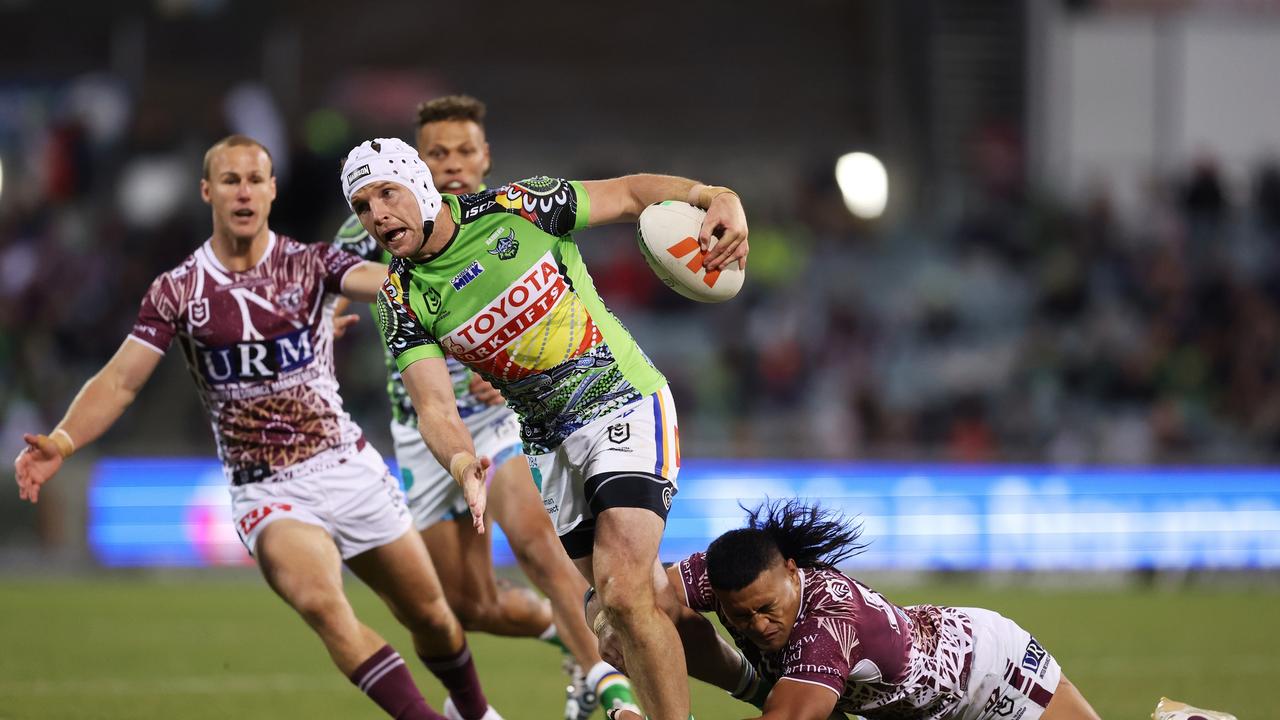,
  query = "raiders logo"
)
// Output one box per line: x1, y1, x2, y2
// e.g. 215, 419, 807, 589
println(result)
487, 228, 519, 260
607, 423, 630, 444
